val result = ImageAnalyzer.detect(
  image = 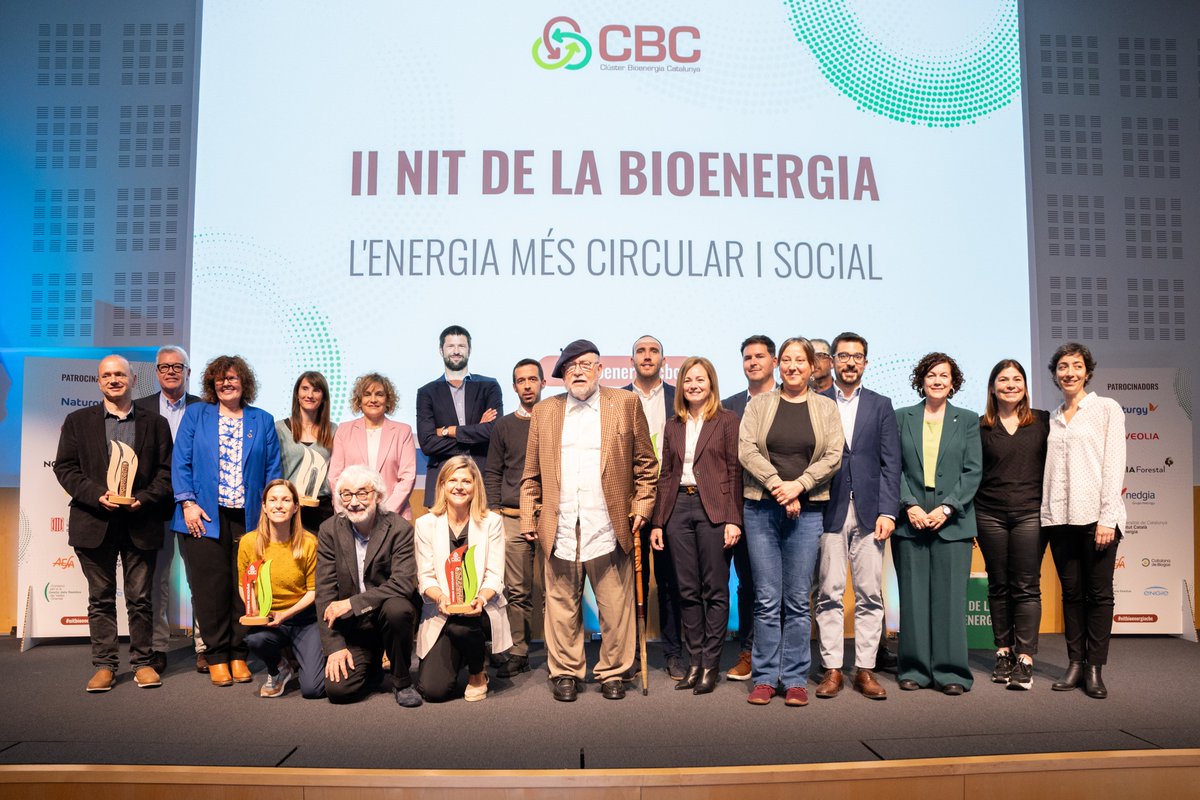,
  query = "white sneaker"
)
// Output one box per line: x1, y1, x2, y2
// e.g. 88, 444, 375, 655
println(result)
464, 675, 489, 702
259, 664, 294, 698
